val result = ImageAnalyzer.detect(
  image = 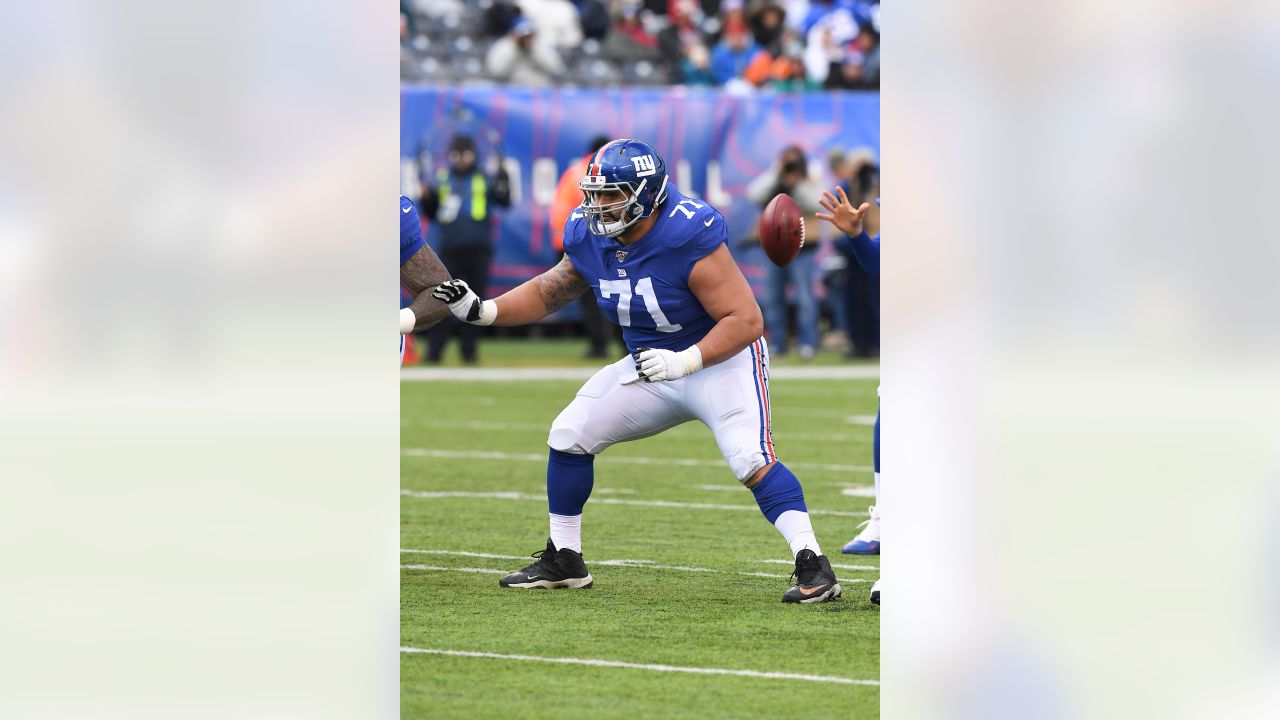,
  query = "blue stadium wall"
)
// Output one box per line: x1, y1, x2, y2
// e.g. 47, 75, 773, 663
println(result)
400, 85, 879, 317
